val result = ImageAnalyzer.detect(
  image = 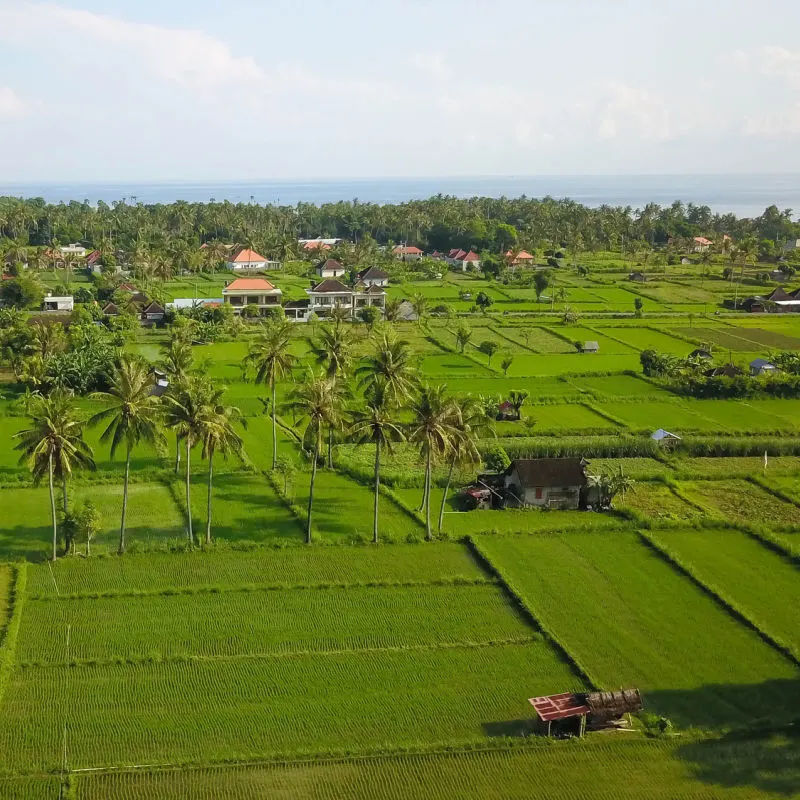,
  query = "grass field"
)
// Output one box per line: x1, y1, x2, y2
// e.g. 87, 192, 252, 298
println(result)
474, 532, 800, 728
681, 479, 800, 528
